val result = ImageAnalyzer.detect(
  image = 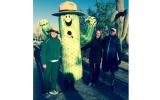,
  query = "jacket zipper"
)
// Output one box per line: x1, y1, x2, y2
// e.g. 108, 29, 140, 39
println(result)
106, 37, 111, 59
